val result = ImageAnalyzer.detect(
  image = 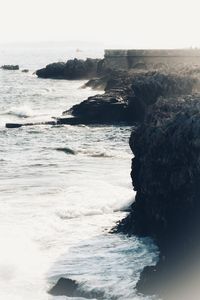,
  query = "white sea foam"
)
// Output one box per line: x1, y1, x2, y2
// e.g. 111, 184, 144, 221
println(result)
0, 45, 156, 300
0, 229, 50, 300
6, 106, 35, 118
56, 199, 132, 220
